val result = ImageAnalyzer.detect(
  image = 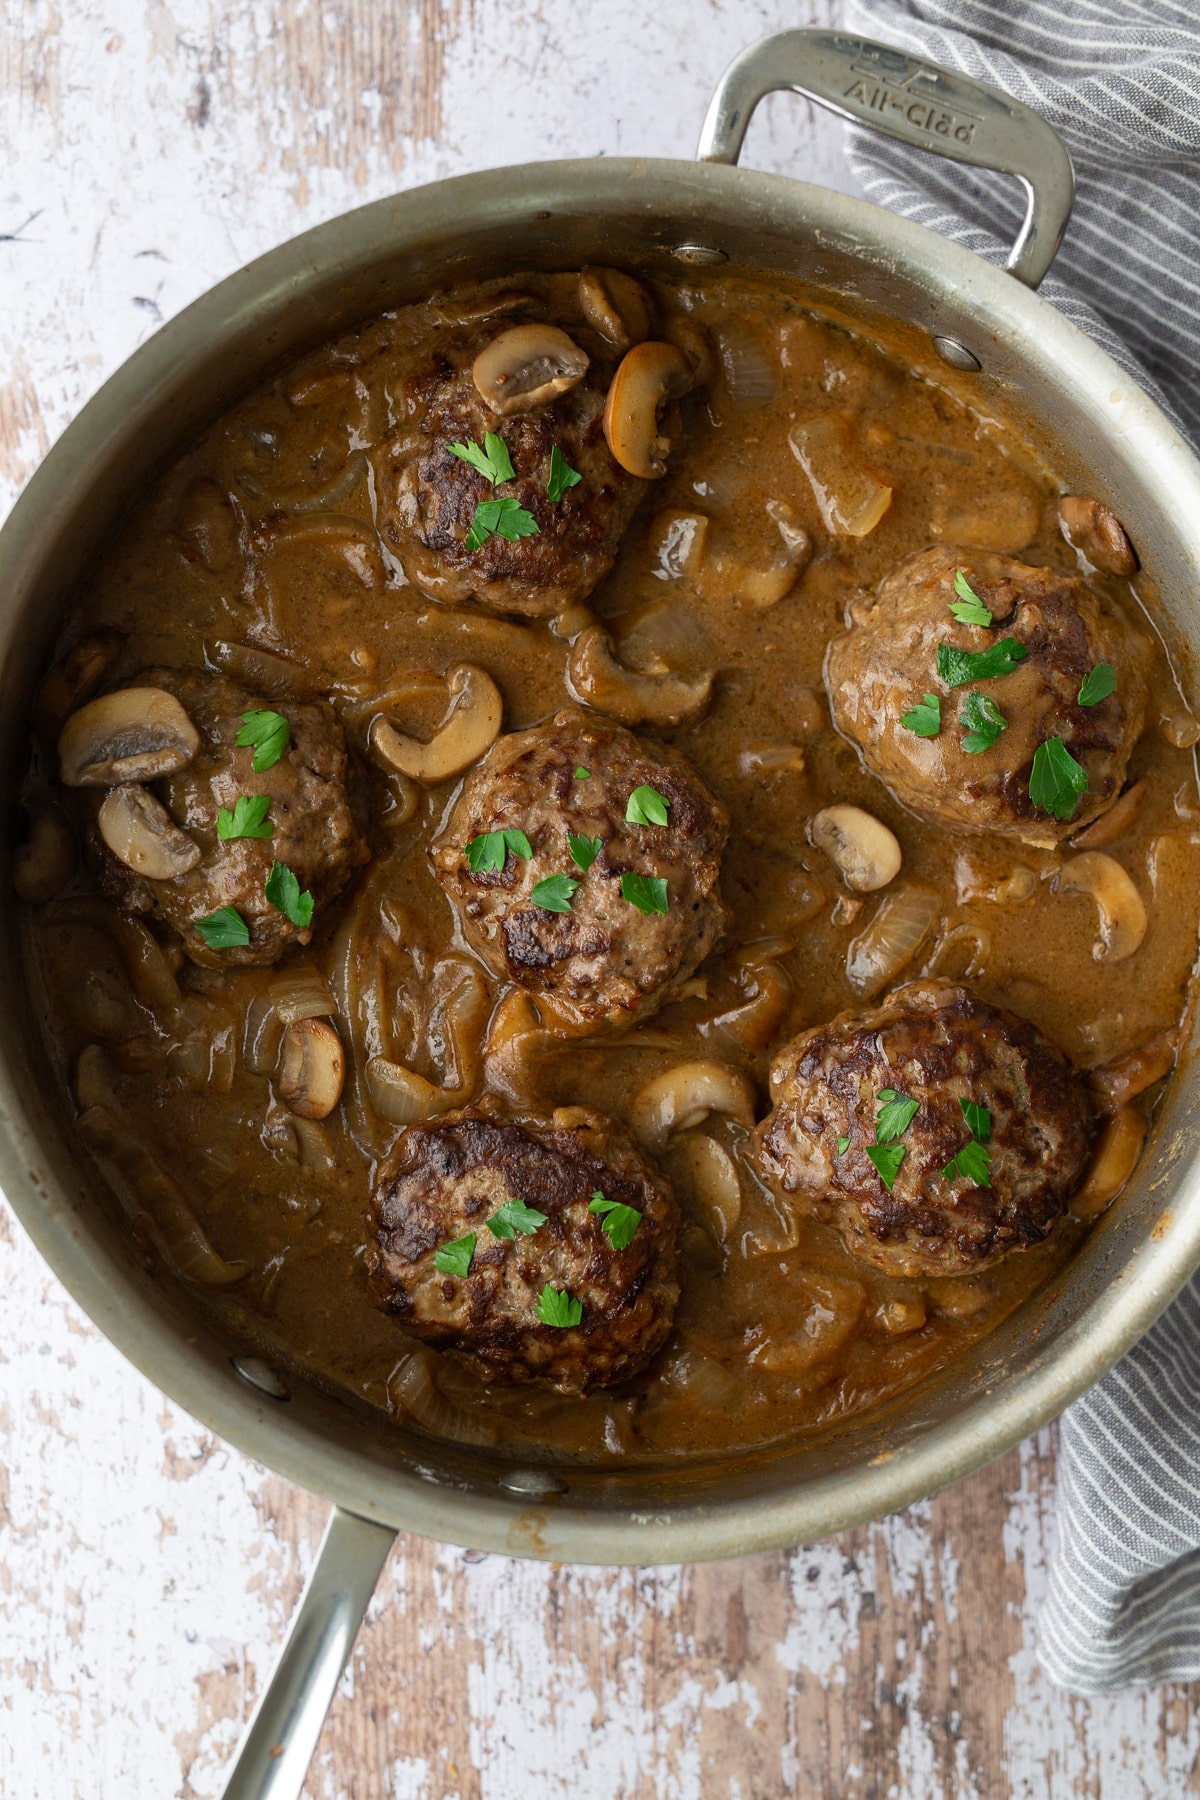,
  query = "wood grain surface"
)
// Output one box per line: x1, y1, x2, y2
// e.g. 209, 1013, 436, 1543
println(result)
4, 2, 1200, 1795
